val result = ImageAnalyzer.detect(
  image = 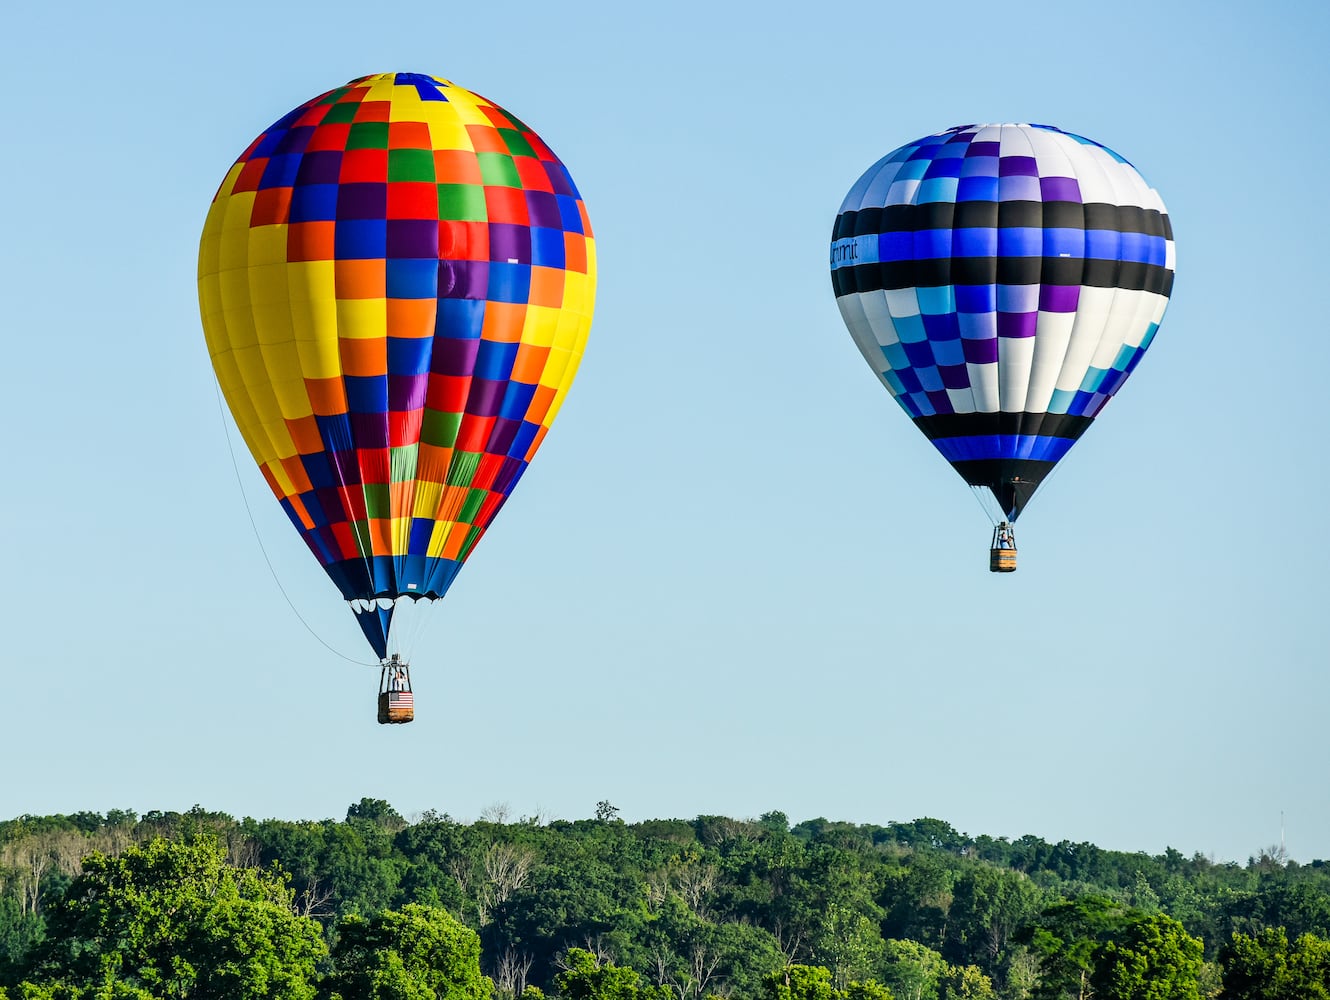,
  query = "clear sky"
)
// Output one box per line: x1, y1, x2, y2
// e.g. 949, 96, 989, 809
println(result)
1, 0, 1326, 865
